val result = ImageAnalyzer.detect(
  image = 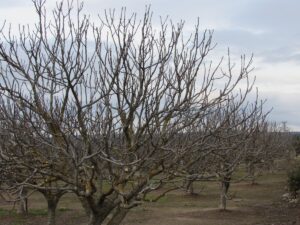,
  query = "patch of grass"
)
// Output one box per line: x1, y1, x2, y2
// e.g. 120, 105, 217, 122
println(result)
0, 208, 13, 217
0, 209, 27, 225
29, 208, 48, 216
58, 207, 70, 212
